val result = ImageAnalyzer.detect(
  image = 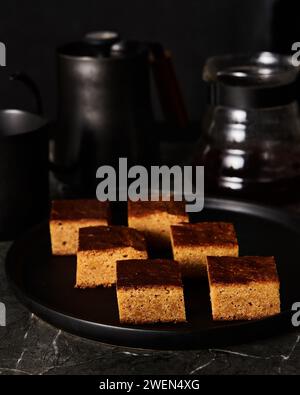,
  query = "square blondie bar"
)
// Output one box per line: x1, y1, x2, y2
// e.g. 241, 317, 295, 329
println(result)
128, 199, 188, 250
207, 256, 281, 320
50, 199, 110, 255
76, 225, 147, 288
116, 259, 186, 324
170, 222, 238, 277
